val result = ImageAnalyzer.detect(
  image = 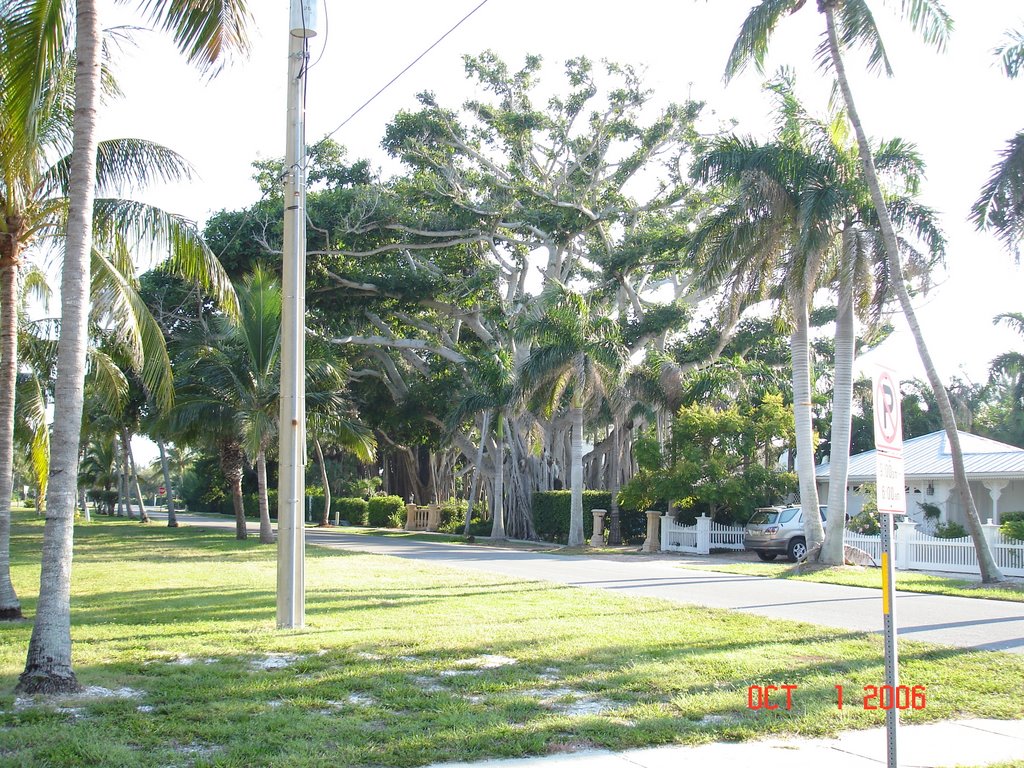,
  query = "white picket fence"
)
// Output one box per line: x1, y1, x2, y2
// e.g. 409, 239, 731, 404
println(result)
660, 515, 745, 554
658, 514, 1024, 578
